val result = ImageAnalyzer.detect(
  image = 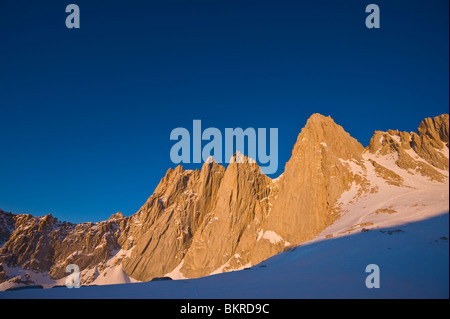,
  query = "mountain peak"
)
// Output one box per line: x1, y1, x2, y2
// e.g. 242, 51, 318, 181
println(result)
205, 156, 216, 164
303, 113, 345, 133
229, 151, 257, 165
306, 113, 333, 123
201, 156, 224, 174
108, 212, 125, 221
294, 113, 363, 161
